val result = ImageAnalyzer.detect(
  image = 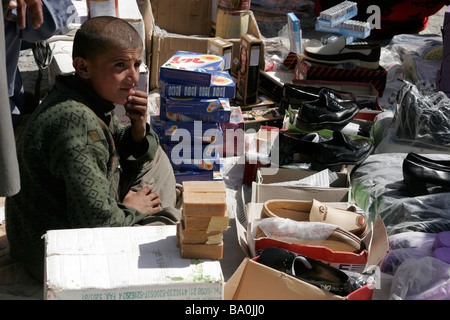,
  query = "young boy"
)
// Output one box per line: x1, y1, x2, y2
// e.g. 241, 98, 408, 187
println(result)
5, 16, 181, 282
